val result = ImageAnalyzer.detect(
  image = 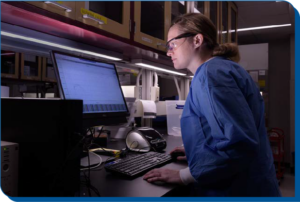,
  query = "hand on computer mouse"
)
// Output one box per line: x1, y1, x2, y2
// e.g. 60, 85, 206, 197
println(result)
170, 146, 186, 161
